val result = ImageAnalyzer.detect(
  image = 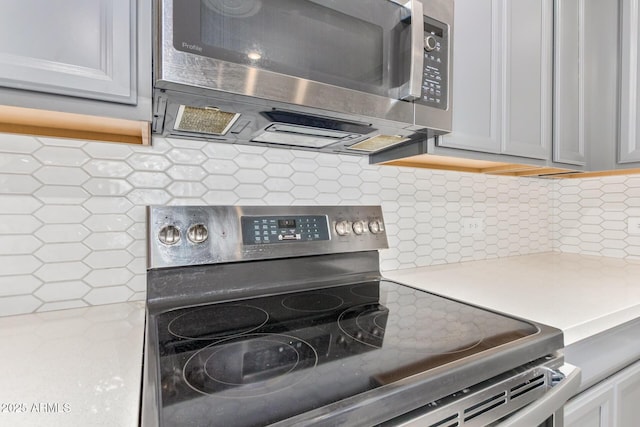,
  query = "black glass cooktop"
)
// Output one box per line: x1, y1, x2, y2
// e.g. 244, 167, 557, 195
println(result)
152, 280, 538, 427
